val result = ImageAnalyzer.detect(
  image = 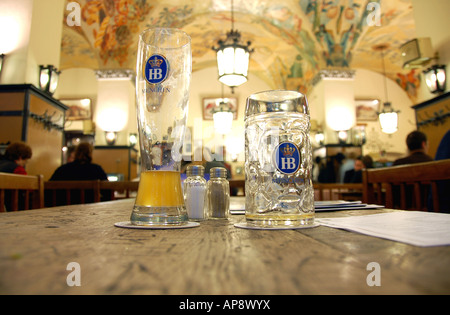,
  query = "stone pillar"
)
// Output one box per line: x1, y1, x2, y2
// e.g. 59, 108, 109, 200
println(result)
94, 69, 136, 146
311, 69, 356, 144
